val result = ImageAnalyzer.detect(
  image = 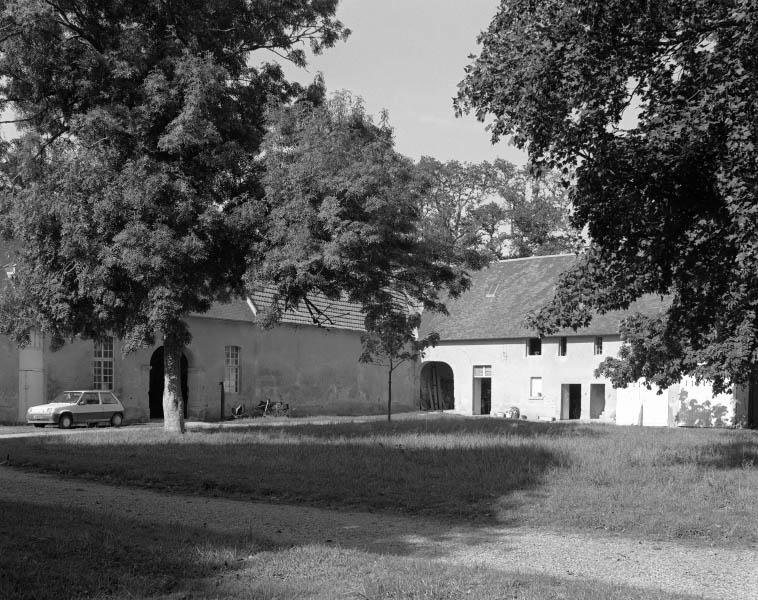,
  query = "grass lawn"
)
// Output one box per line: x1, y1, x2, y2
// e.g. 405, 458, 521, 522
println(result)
2, 415, 758, 547
0, 500, 701, 600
